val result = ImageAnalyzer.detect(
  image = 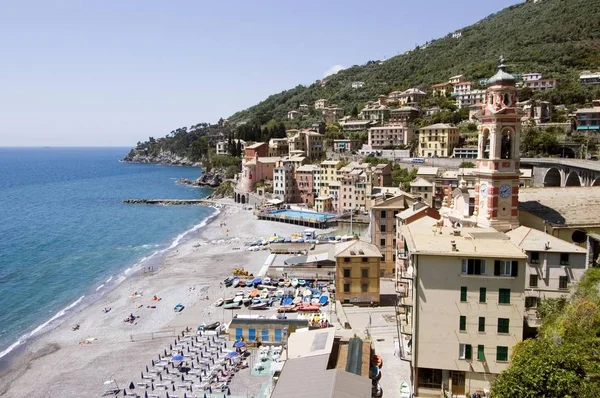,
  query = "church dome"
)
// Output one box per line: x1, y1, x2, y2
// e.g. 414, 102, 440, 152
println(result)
488, 56, 515, 85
